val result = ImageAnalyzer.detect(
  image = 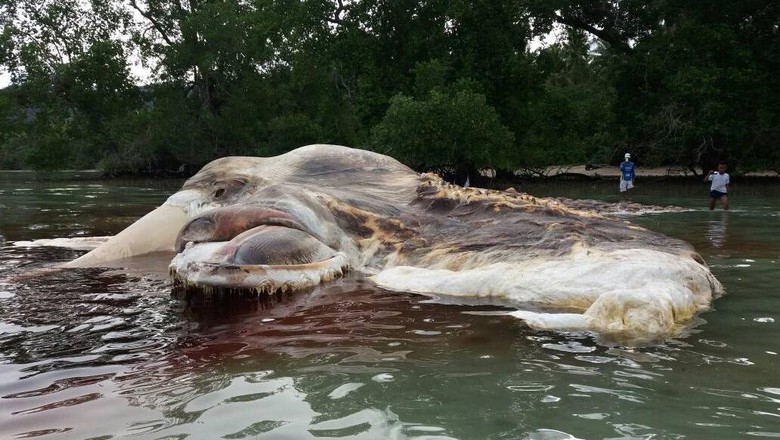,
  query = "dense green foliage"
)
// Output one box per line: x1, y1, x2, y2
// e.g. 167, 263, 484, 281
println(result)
1, 0, 778, 175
